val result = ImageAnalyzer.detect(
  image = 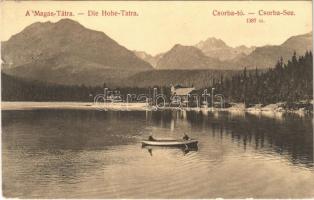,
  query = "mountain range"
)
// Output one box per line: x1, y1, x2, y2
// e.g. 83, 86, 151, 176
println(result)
195, 37, 255, 61
1, 18, 312, 87
1, 19, 152, 86
233, 32, 312, 69
138, 32, 312, 70
155, 44, 224, 70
